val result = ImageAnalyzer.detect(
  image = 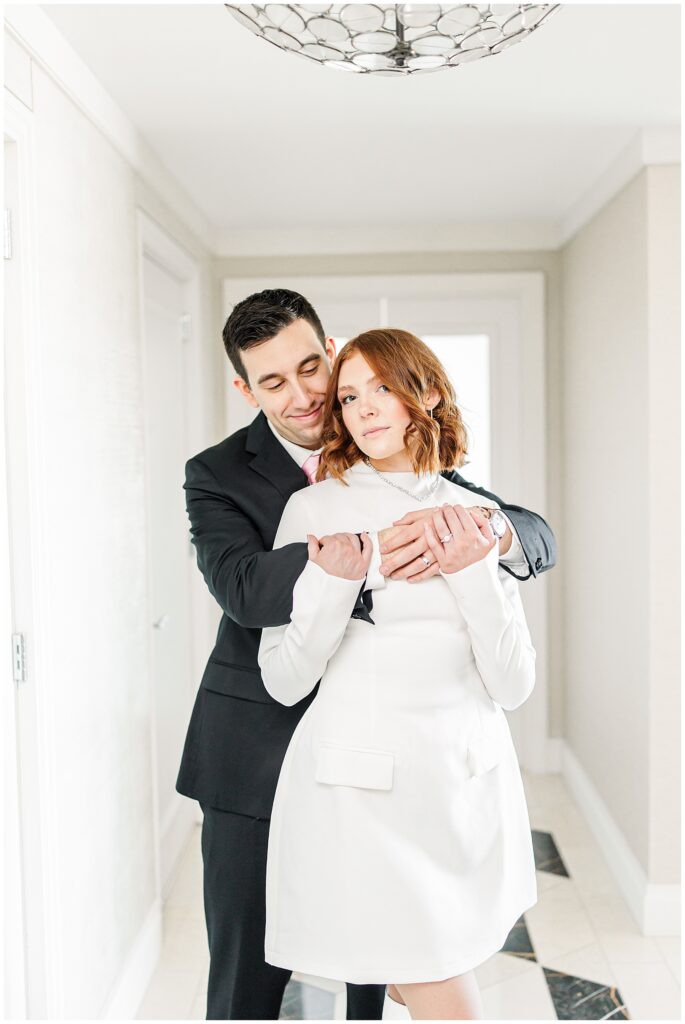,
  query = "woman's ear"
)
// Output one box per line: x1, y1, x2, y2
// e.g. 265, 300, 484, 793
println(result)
424, 387, 440, 412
